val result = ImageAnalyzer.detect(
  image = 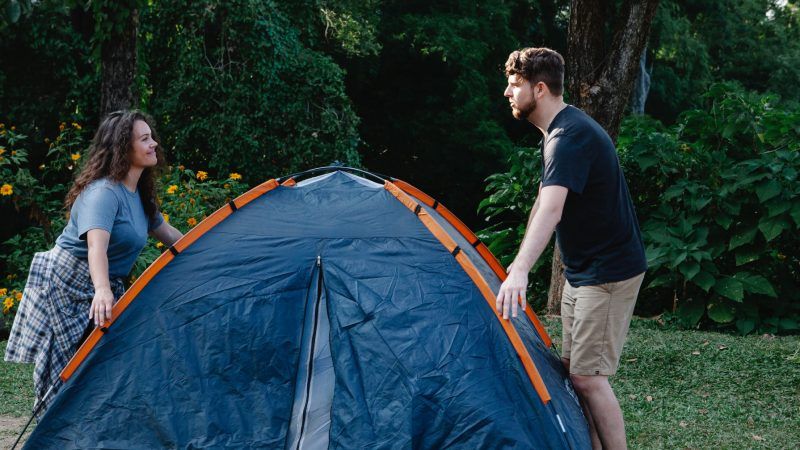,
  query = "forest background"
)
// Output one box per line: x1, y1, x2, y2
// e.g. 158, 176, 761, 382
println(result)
0, 0, 799, 336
